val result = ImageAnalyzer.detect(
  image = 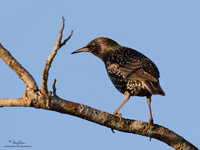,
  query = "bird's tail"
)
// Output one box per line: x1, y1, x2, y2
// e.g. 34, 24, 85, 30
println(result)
144, 81, 165, 96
